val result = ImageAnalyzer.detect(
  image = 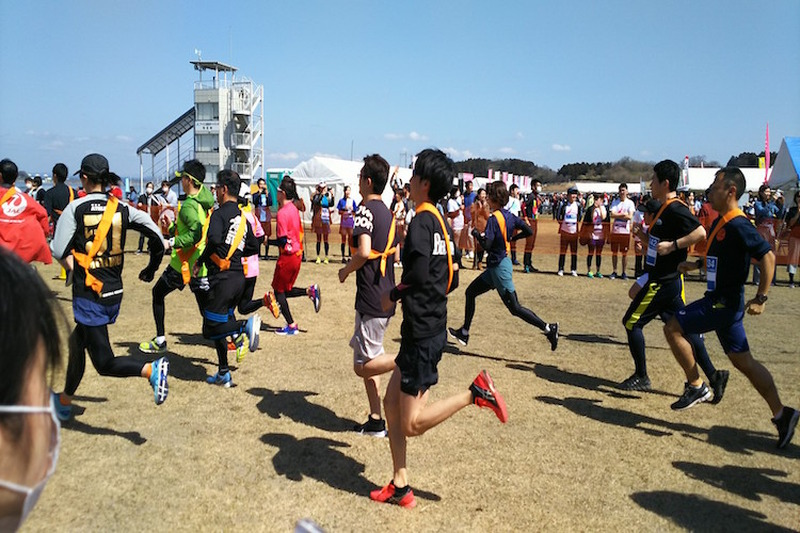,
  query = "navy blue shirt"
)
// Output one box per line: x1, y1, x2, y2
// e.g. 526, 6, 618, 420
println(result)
706, 215, 771, 305
484, 209, 530, 268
